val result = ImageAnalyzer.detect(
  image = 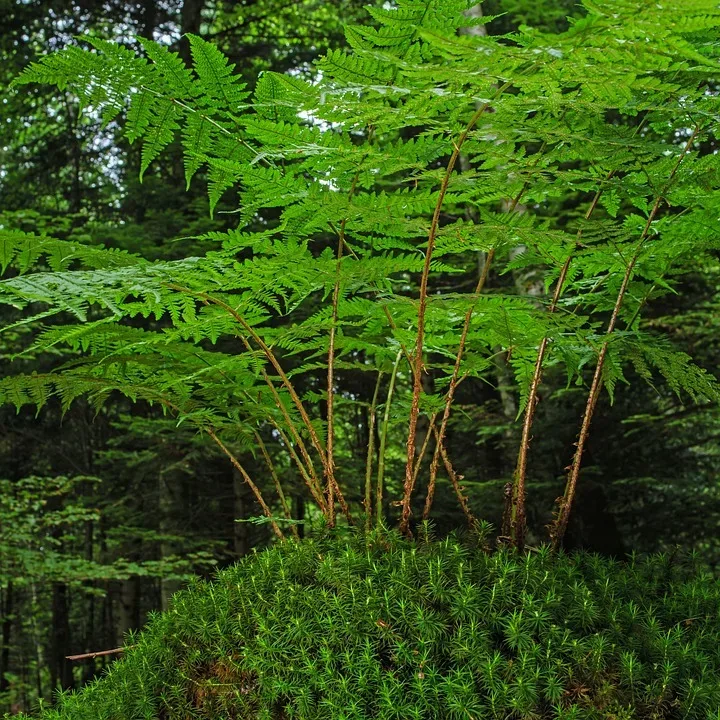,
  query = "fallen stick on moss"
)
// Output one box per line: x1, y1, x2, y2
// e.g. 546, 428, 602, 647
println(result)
66, 647, 133, 662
